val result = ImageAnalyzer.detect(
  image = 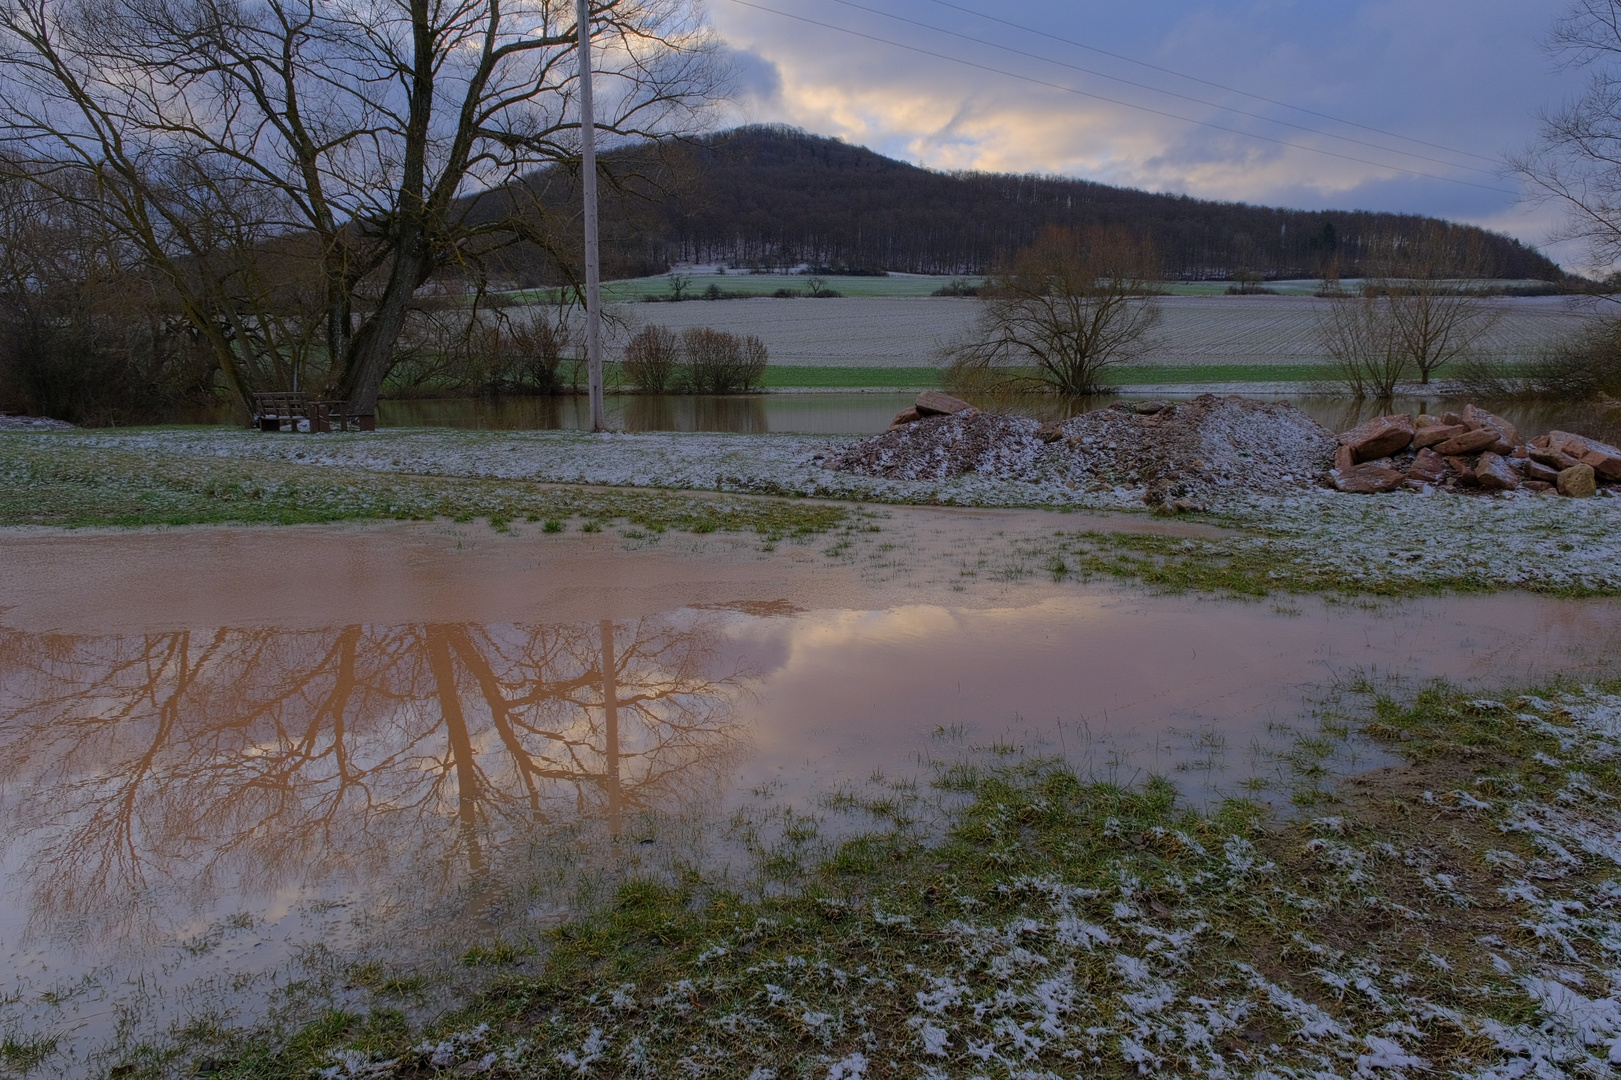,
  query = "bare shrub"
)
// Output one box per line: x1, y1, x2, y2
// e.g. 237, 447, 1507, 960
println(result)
1455, 317, 1621, 401
680, 327, 767, 393
1317, 295, 1409, 399
0, 179, 216, 424
624, 325, 682, 392
388, 308, 571, 395
946, 226, 1161, 397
